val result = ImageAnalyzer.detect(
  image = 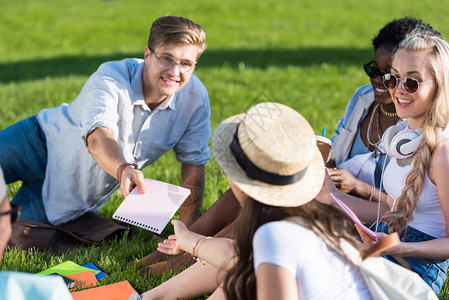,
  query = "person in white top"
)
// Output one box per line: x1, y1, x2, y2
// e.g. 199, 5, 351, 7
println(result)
142, 102, 372, 300
317, 31, 449, 294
